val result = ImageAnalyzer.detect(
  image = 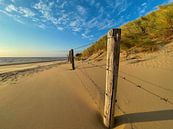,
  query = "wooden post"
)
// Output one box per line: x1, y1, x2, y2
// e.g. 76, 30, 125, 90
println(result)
103, 28, 121, 128
68, 51, 70, 62
68, 50, 71, 63
71, 49, 75, 70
